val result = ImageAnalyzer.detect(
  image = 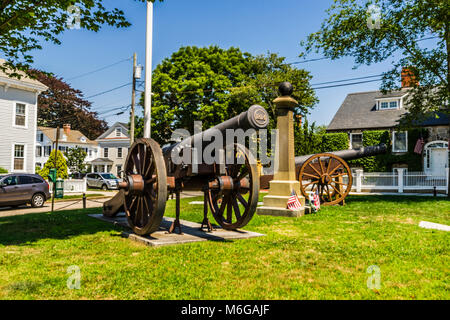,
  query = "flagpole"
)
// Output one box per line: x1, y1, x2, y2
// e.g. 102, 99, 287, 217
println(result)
144, 0, 153, 139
